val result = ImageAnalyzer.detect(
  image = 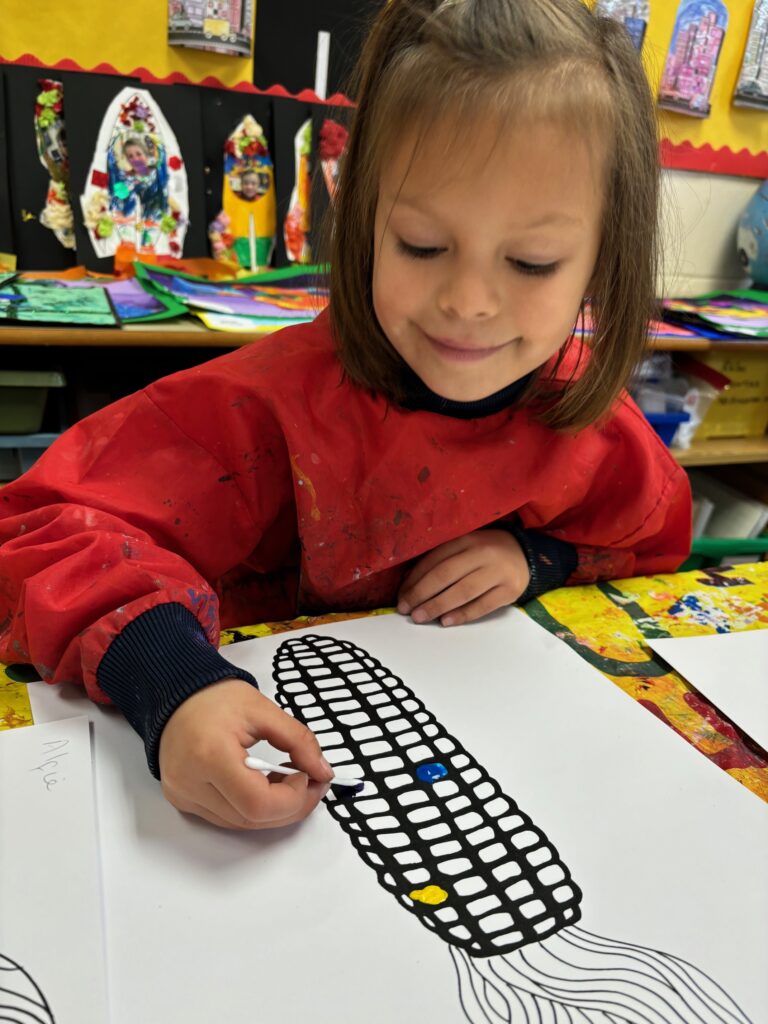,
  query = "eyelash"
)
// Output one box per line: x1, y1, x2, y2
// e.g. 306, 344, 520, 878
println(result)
396, 240, 559, 277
